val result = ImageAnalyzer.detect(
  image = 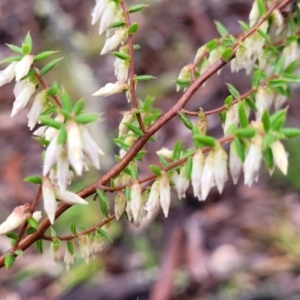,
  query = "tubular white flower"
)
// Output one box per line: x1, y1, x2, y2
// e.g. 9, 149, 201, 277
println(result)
43, 134, 60, 176
130, 180, 142, 222
42, 177, 57, 224
93, 82, 127, 97
55, 189, 88, 205
282, 41, 300, 68
114, 56, 129, 83
126, 197, 133, 222
100, 29, 127, 55
99, 1, 117, 35
176, 65, 191, 92
11, 80, 36, 117
0, 204, 30, 235
145, 180, 160, 219
229, 142, 243, 184
271, 140, 288, 175
175, 166, 189, 199
92, 234, 106, 255
15, 55, 33, 81
159, 172, 171, 217
64, 246, 76, 271
67, 121, 84, 175
213, 147, 228, 193
156, 147, 173, 159
50, 241, 61, 263
91, 0, 109, 25
194, 45, 206, 63
114, 192, 126, 220
243, 134, 263, 186
27, 91, 47, 130
224, 104, 239, 134
201, 152, 215, 200
78, 235, 93, 264
249, 0, 259, 27
80, 125, 104, 169
0, 62, 17, 87
32, 211, 42, 222
255, 87, 275, 120
191, 150, 204, 200
57, 148, 70, 192
119, 110, 134, 137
